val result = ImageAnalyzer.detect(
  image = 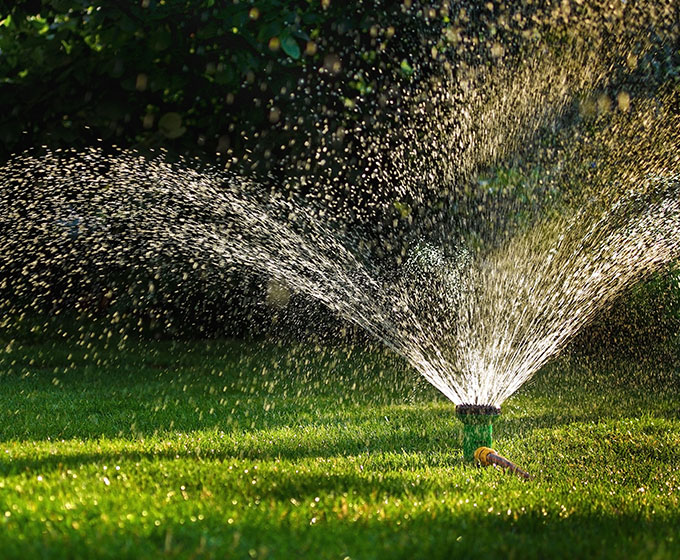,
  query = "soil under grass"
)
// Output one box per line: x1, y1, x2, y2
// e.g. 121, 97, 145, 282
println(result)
0, 325, 679, 559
